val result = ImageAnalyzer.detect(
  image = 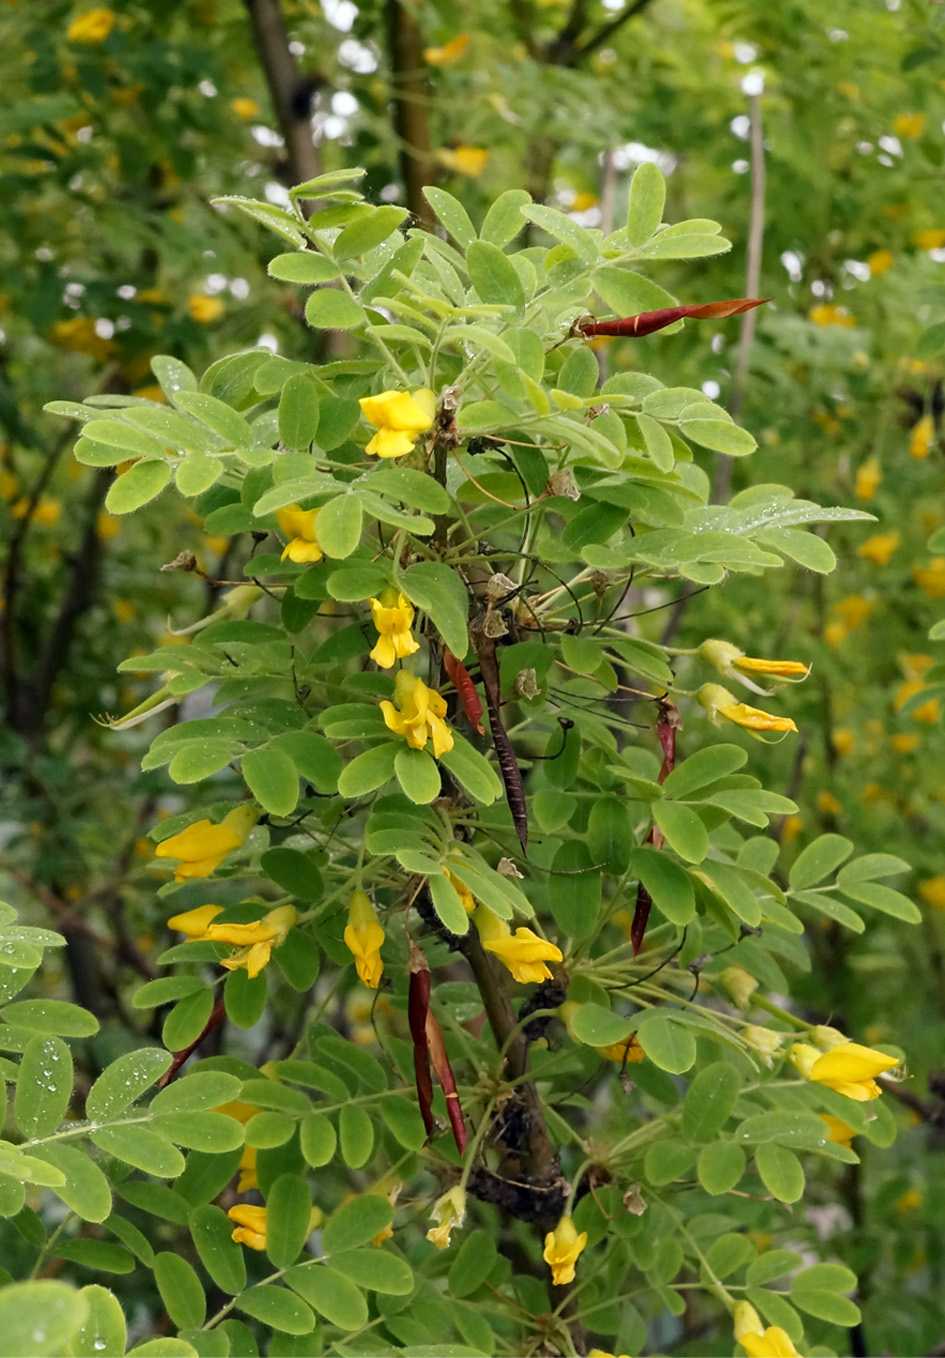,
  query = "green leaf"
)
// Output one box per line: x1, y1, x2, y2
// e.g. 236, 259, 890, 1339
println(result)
395, 747, 442, 804
422, 187, 476, 249
378, 1095, 427, 1150
592, 266, 676, 318
745, 1249, 805, 1287
0, 1280, 89, 1358
174, 392, 252, 446
72, 1284, 127, 1358
237, 1285, 316, 1336
705, 1233, 754, 1279
549, 840, 601, 941
152, 1111, 246, 1153
331, 1247, 414, 1296
323, 1195, 394, 1254
429, 870, 471, 936
466, 240, 525, 309
337, 743, 398, 798
162, 988, 214, 1052
90, 1126, 185, 1179
150, 1072, 242, 1114
569, 1003, 633, 1048
300, 1113, 337, 1168
315, 493, 362, 560
15, 1035, 72, 1138
154, 1253, 206, 1330
838, 881, 921, 923
788, 834, 854, 889
1, 1000, 98, 1038
268, 252, 341, 284
480, 189, 531, 247
635, 1013, 696, 1073
175, 455, 222, 497
334, 205, 408, 260
643, 1138, 696, 1186
521, 204, 597, 263
790, 1265, 861, 1325
681, 1062, 740, 1140
260, 847, 323, 901
168, 739, 239, 784
29, 1145, 111, 1223
448, 1228, 497, 1299
438, 736, 501, 805
400, 561, 470, 658
278, 374, 320, 451
338, 1102, 374, 1169
696, 1142, 746, 1195
104, 459, 172, 514
836, 853, 910, 884
652, 801, 708, 863
278, 729, 342, 794
82, 419, 168, 458
630, 848, 695, 927
52, 1239, 134, 1274
190, 1204, 247, 1295
661, 745, 747, 799
304, 289, 365, 330
127, 1341, 199, 1357
284, 1263, 367, 1330
241, 747, 299, 816
634, 413, 675, 472
754, 1142, 804, 1203
681, 418, 756, 456
587, 797, 633, 875
756, 526, 836, 573
266, 1174, 314, 1270
626, 162, 666, 245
